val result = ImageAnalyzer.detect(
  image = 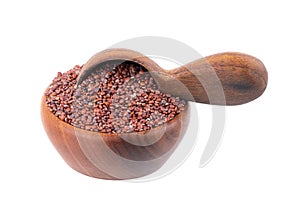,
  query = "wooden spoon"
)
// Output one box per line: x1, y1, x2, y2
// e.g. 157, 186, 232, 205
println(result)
78, 48, 268, 105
